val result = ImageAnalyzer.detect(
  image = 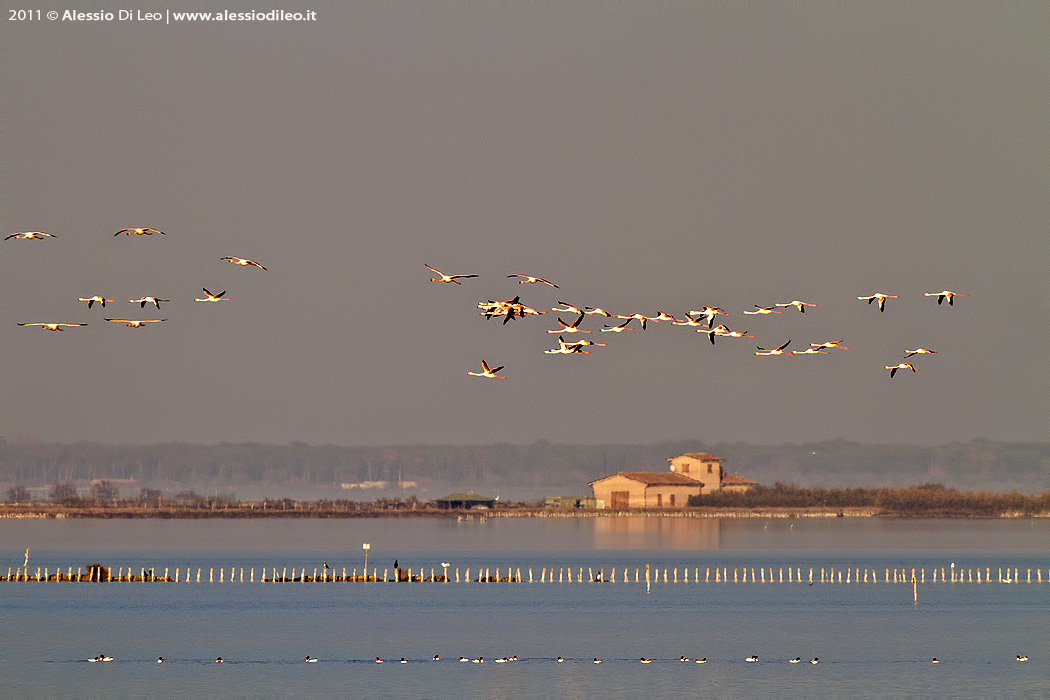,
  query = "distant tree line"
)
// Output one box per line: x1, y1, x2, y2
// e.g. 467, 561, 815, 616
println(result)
688, 482, 1050, 517
2, 438, 1048, 496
